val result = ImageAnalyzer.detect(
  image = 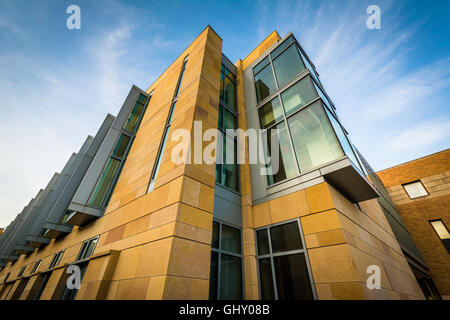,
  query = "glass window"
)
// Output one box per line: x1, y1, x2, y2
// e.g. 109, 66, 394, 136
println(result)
273, 253, 314, 300
221, 225, 241, 254
221, 134, 239, 192
223, 109, 237, 131
209, 251, 218, 299
273, 44, 305, 88
298, 47, 321, 87
31, 260, 41, 274
77, 237, 98, 260
18, 266, 26, 277
256, 229, 270, 255
254, 56, 270, 74
223, 76, 236, 110
137, 93, 146, 103
324, 108, 363, 172
256, 221, 314, 300
112, 134, 131, 158
123, 101, 145, 132
271, 35, 295, 58
270, 221, 303, 253
209, 222, 243, 300
430, 220, 450, 253
258, 97, 283, 129
33, 273, 50, 300
220, 254, 242, 299
259, 258, 275, 300
288, 102, 343, 172
255, 64, 276, 102
212, 221, 219, 249
281, 76, 317, 116
403, 181, 429, 199
262, 122, 298, 185
89, 158, 120, 207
